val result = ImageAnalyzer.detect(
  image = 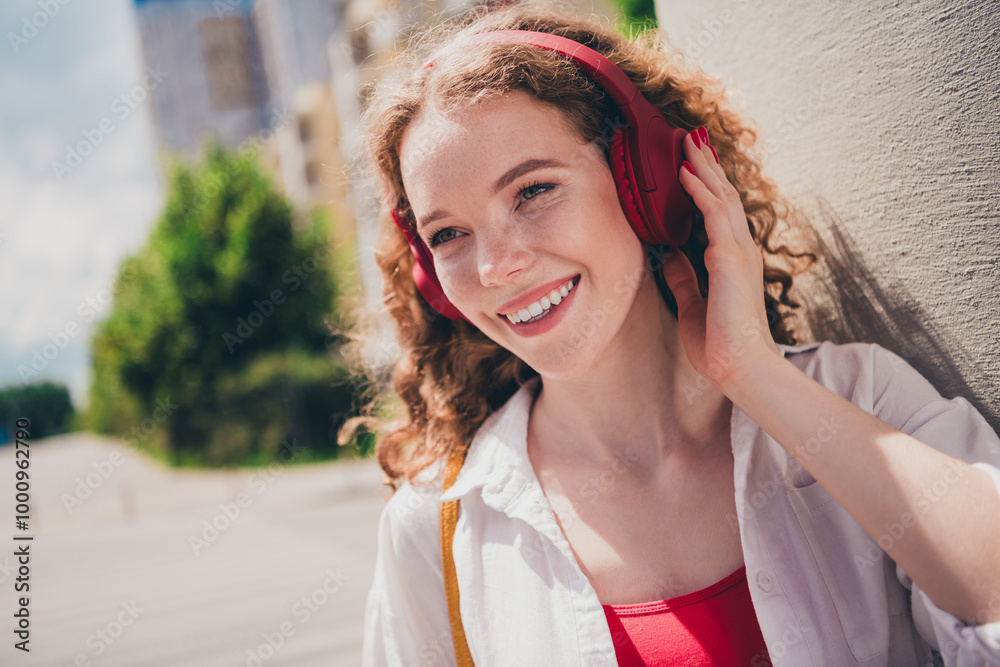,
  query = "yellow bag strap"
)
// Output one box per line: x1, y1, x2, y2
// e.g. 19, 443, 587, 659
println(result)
441, 446, 475, 667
